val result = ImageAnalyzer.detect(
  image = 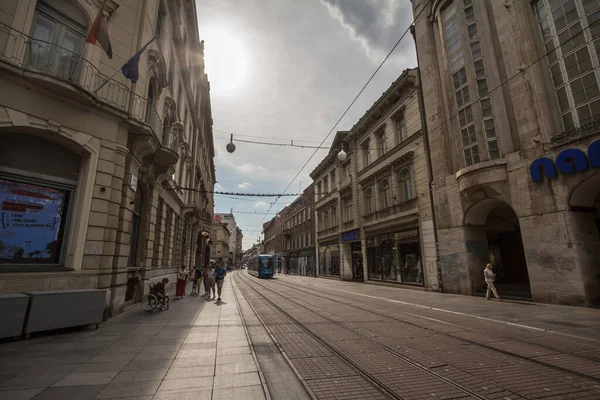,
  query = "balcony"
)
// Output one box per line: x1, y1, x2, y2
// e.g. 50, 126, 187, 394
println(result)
0, 22, 178, 166
362, 198, 417, 223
